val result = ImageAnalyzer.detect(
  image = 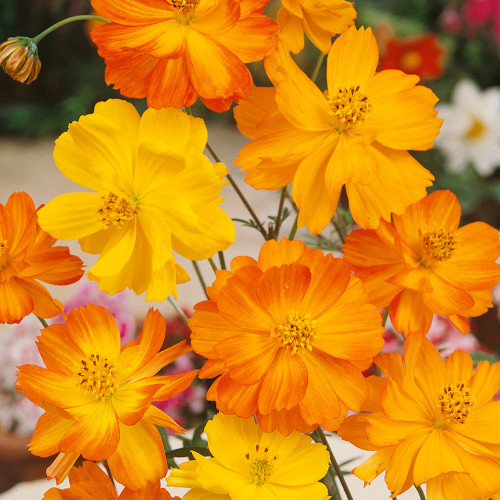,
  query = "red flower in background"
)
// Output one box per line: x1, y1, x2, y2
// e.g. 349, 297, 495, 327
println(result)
379, 33, 446, 80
